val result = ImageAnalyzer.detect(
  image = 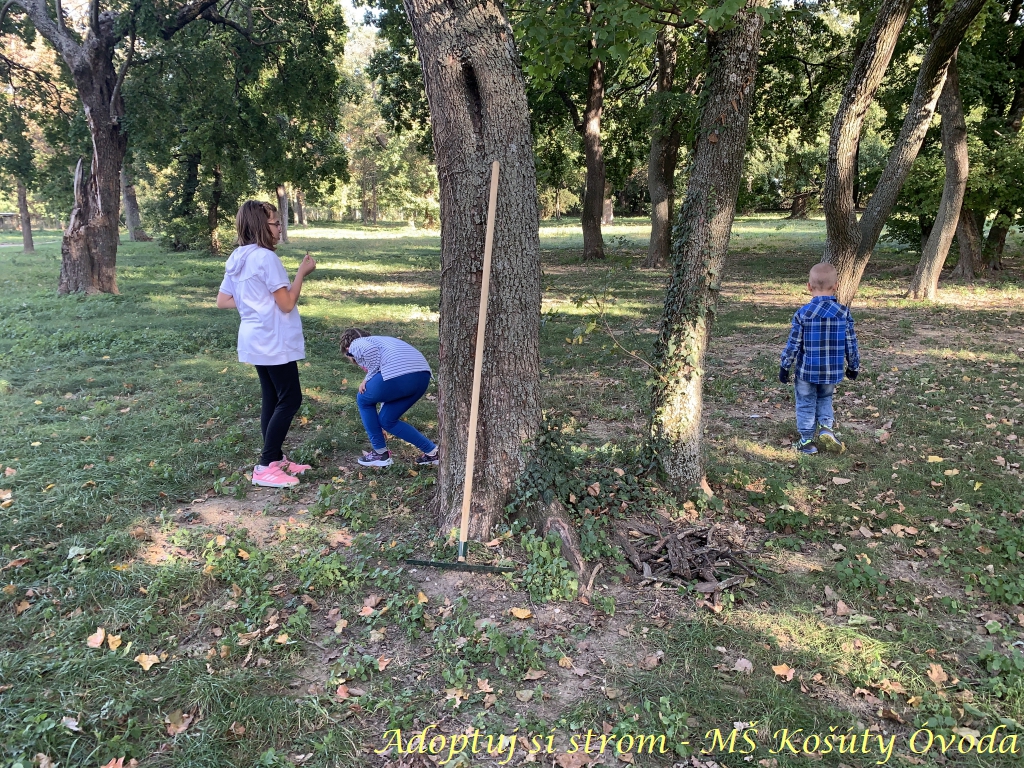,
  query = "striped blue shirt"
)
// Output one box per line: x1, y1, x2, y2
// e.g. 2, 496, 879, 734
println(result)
349, 336, 431, 381
780, 296, 860, 385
